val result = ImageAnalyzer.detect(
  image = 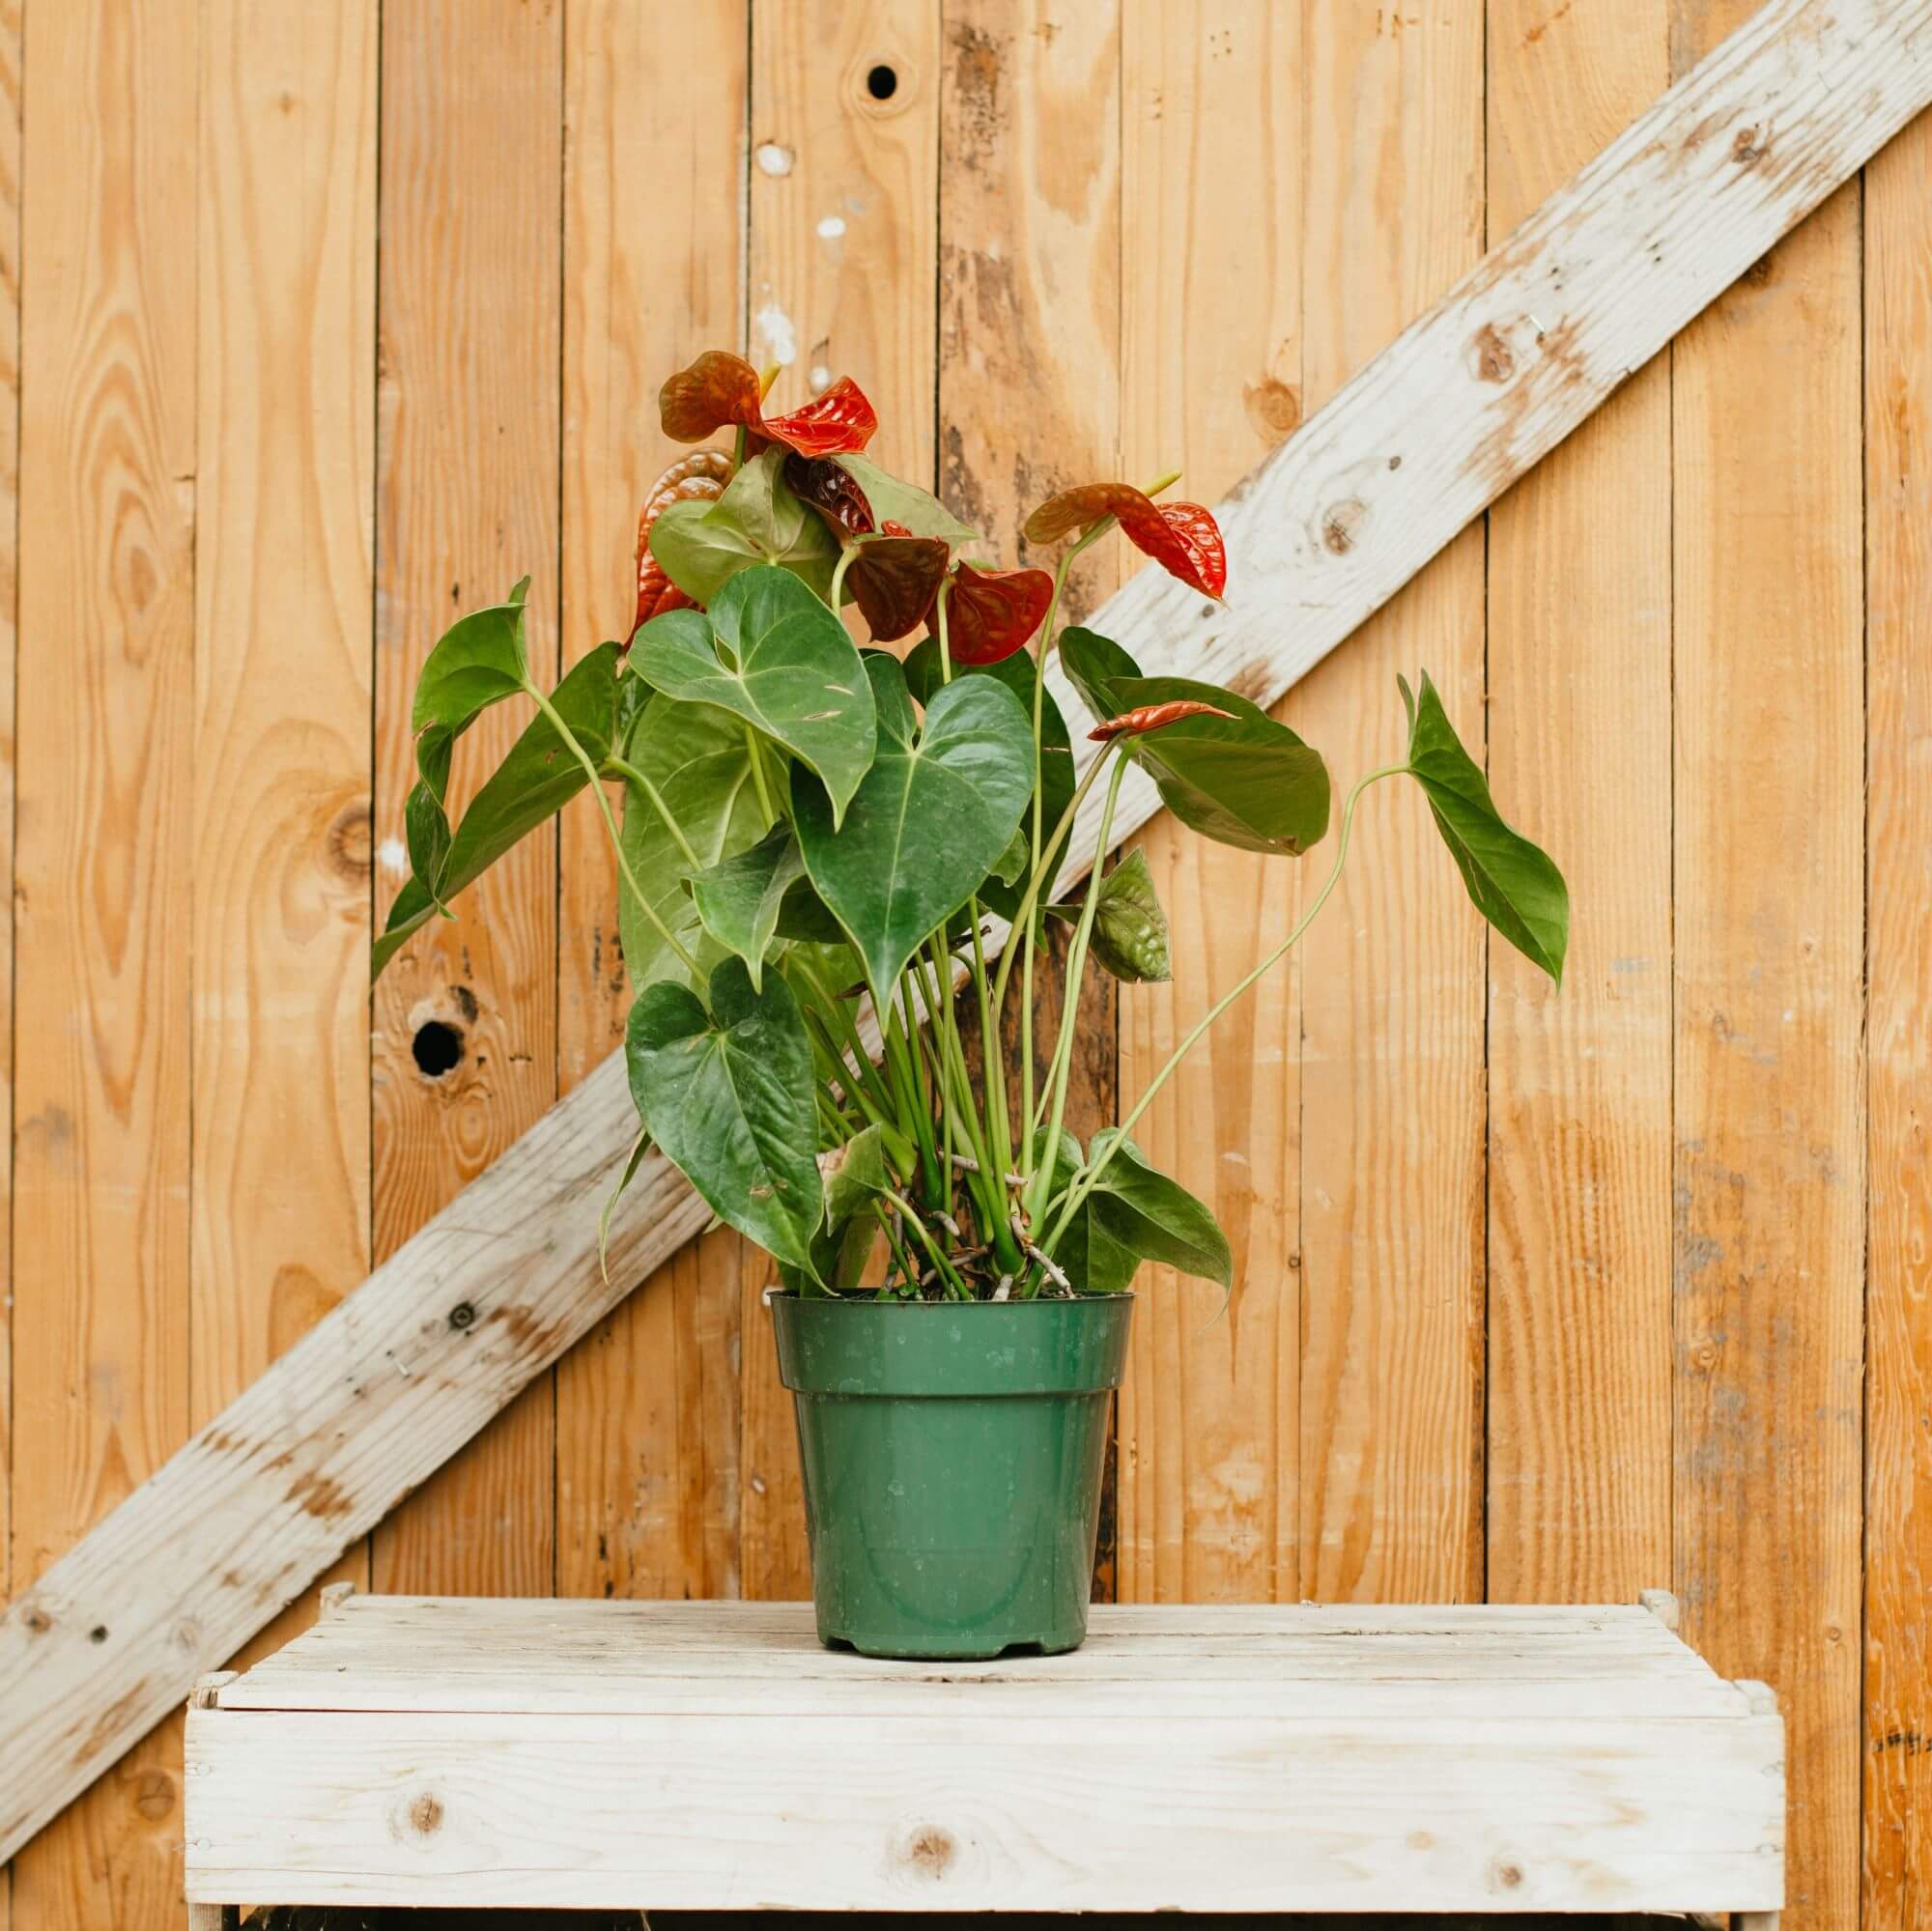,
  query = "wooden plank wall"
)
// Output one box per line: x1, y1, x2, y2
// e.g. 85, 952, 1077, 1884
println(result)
0, 4, 1917, 1928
